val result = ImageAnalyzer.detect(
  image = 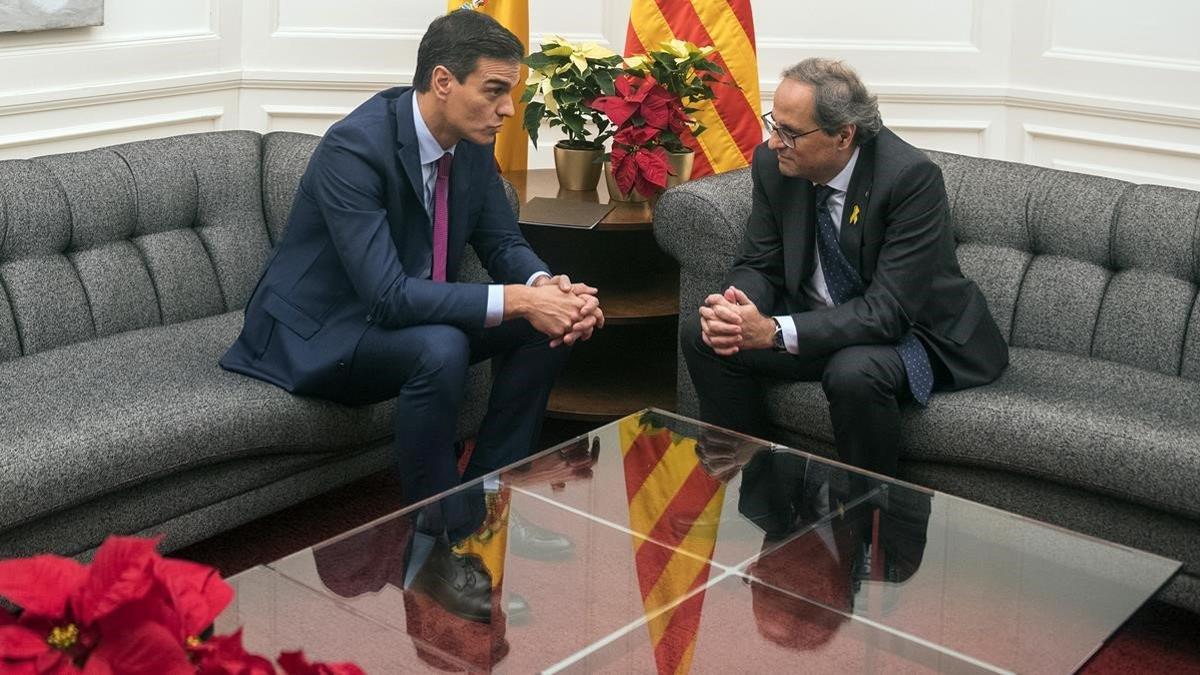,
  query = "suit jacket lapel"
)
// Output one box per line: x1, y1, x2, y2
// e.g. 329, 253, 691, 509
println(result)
839, 138, 876, 276
394, 89, 430, 230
